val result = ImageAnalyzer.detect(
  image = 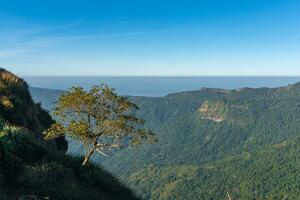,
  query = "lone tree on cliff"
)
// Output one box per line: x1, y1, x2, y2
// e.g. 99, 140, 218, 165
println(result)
44, 84, 155, 166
